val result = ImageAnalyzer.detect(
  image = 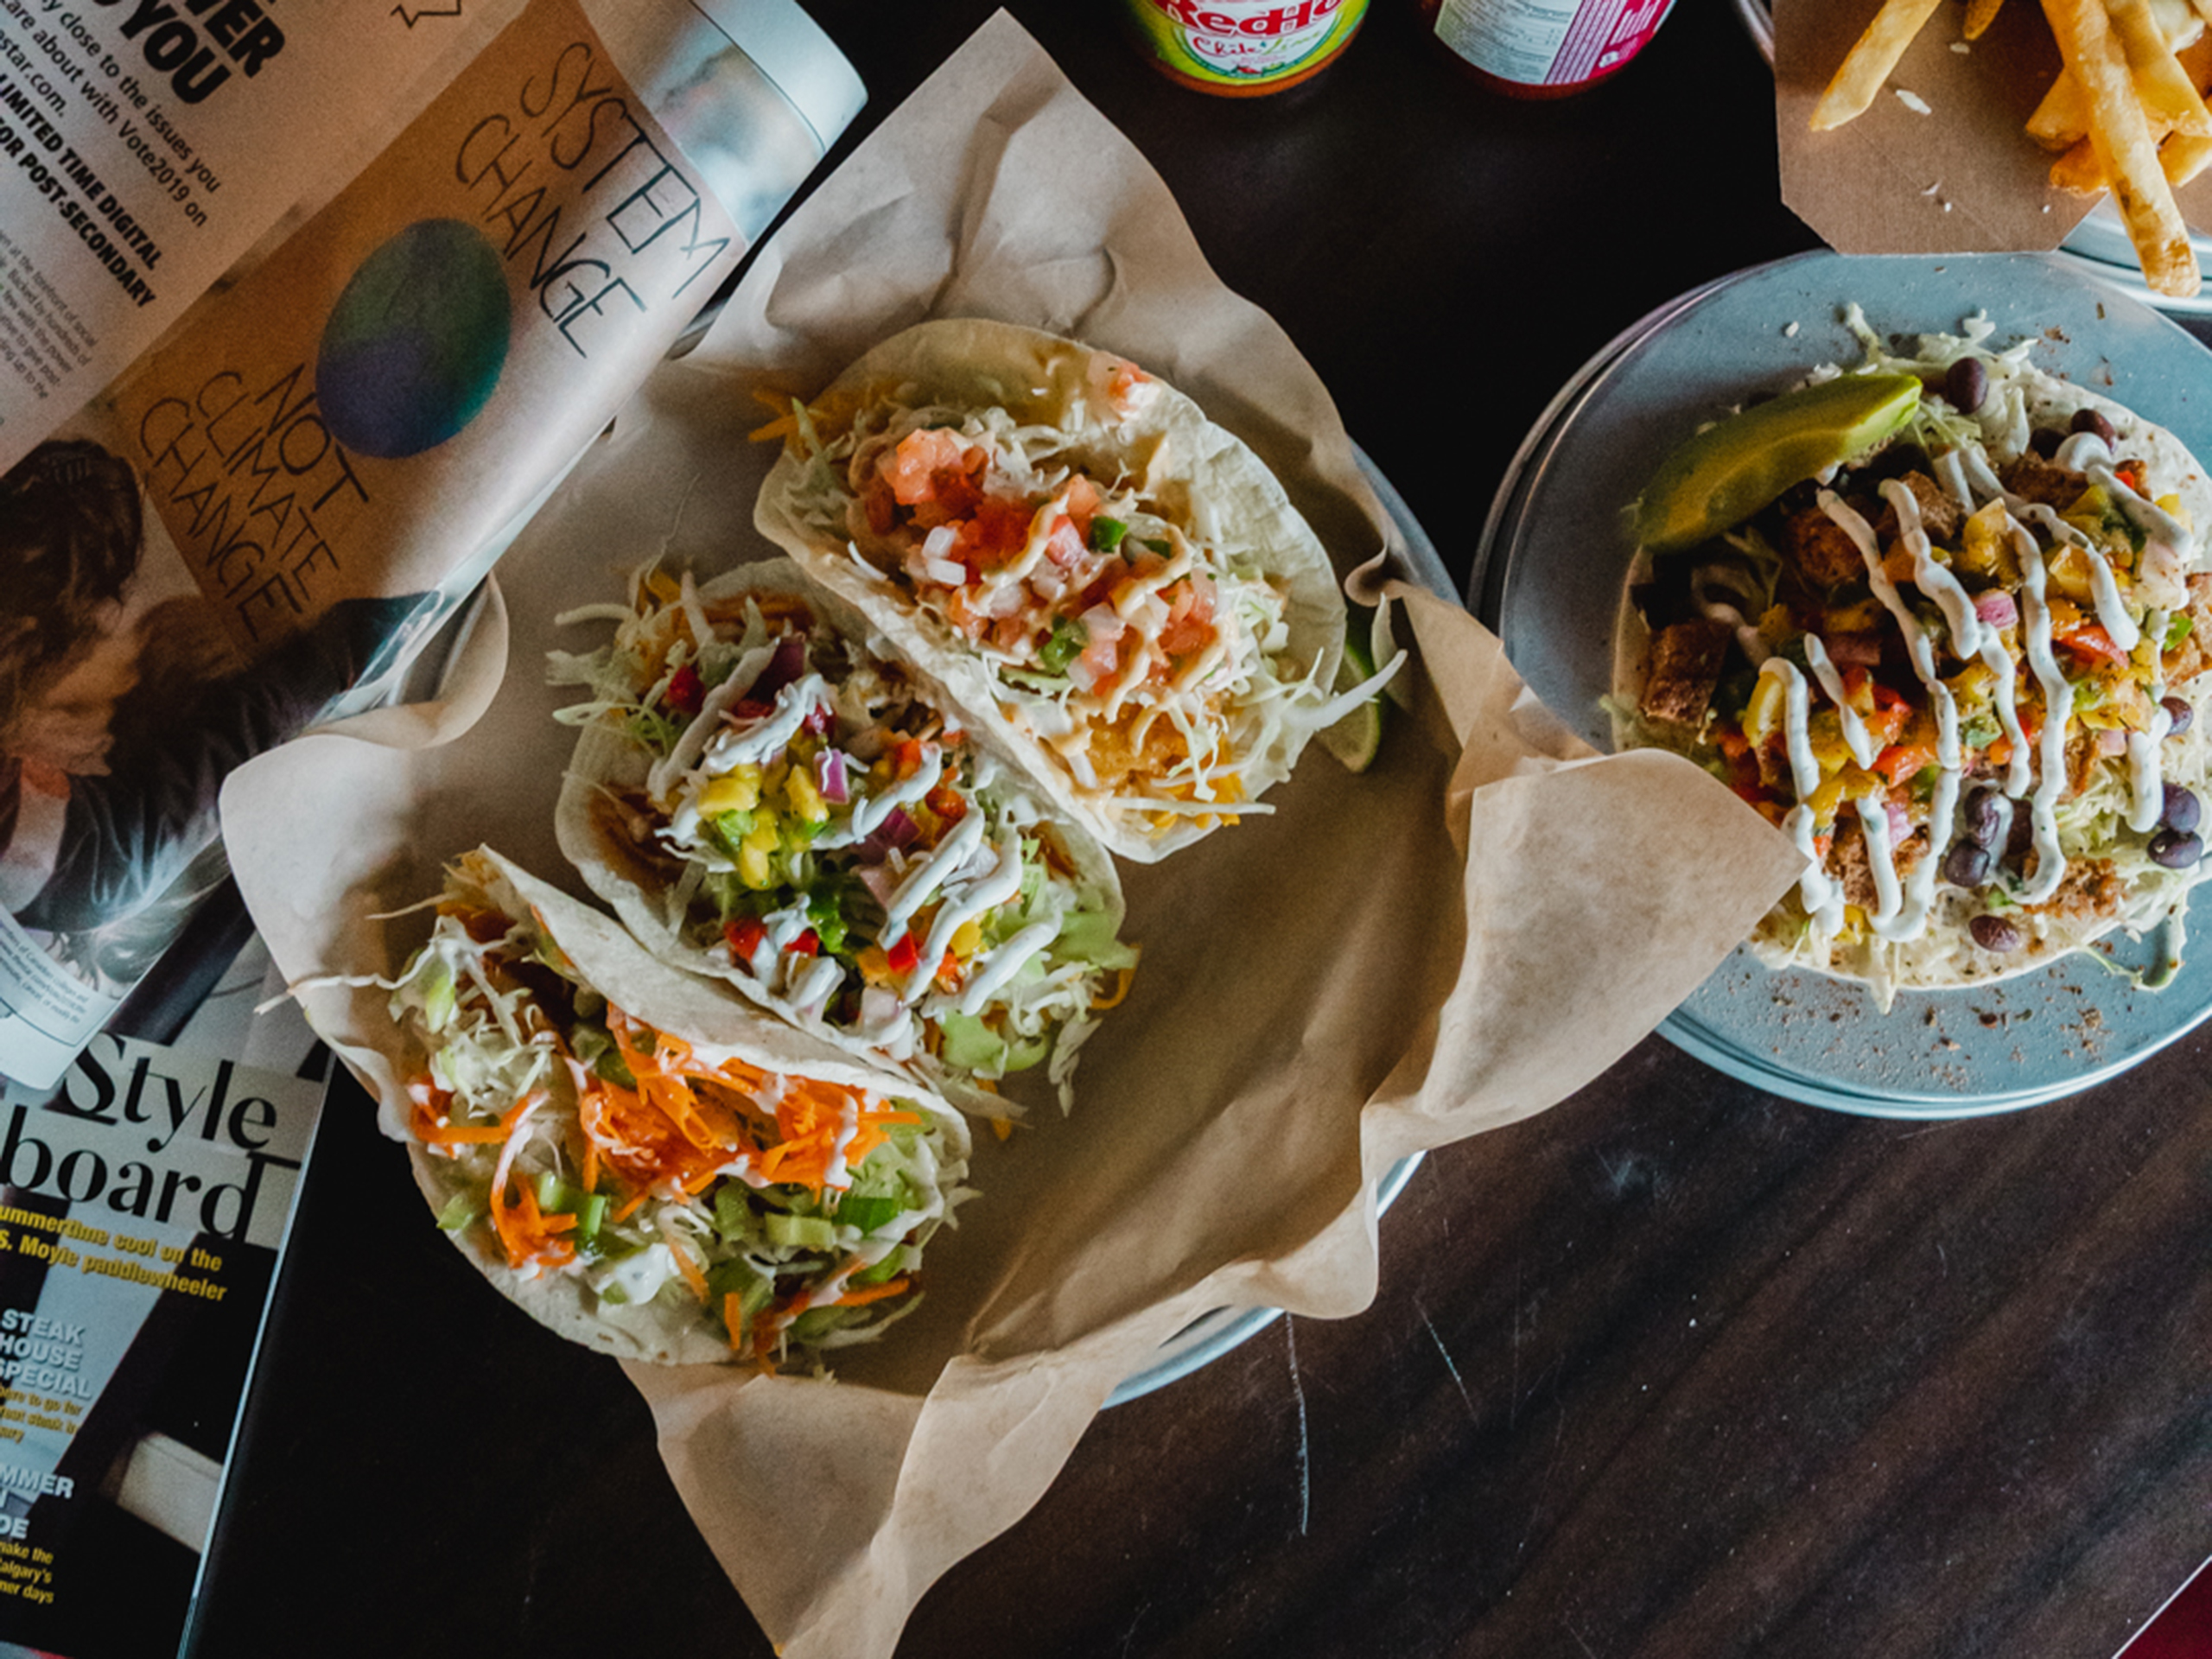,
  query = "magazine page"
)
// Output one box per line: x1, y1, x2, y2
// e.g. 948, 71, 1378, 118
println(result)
0, 0, 856, 1092
0, 0, 490, 475
0, 1028, 324, 1659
